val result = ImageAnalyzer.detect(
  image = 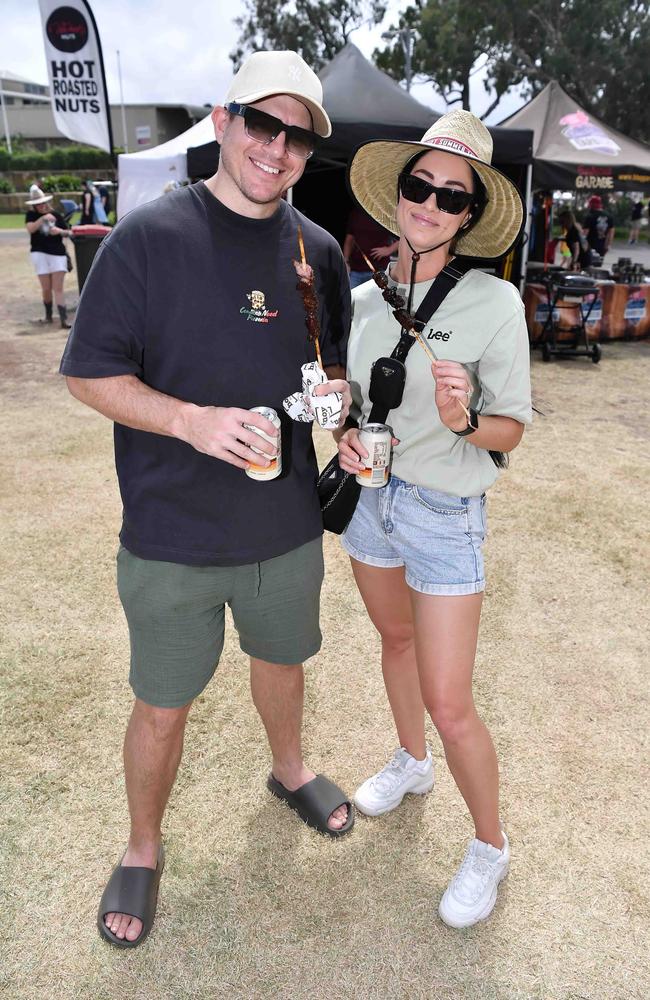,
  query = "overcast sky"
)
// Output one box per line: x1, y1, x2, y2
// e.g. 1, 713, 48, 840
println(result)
0, 0, 526, 124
